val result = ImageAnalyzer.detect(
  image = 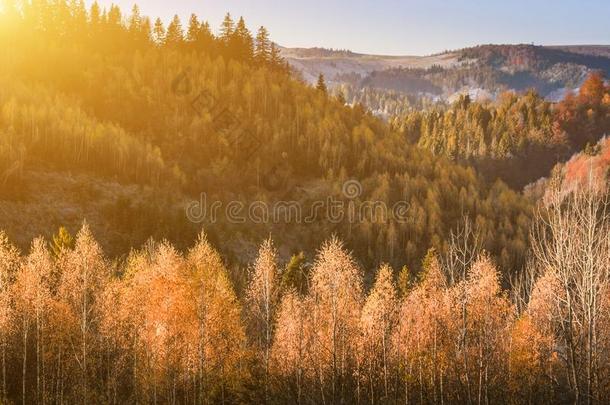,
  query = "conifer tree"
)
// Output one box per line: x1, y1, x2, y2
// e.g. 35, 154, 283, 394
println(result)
128, 4, 141, 34
152, 17, 165, 45
233, 16, 253, 61
186, 13, 200, 43
165, 14, 184, 46
269, 42, 283, 68
281, 252, 308, 294
51, 226, 74, 259
219, 12, 234, 43
255, 26, 271, 64
316, 73, 328, 94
